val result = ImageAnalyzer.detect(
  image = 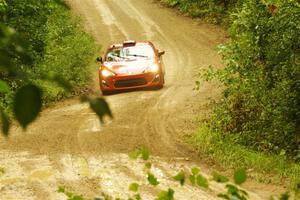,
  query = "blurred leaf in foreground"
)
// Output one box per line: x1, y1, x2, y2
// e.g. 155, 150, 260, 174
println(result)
191, 167, 200, 175
212, 172, 229, 183
196, 174, 209, 188
128, 146, 150, 161
128, 149, 141, 160
0, 109, 10, 136
189, 167, 200, 185
173, 171, 185, 186
279, 192, 289, 200
57, 186, 65, 193
141, 146, 150, 160
155, 188, 174, 200
234, 168, 247, 185
147, 173, 159, 186
129, 183, 139, 192
81, 96, 112, 123
13, 84, 42, 129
